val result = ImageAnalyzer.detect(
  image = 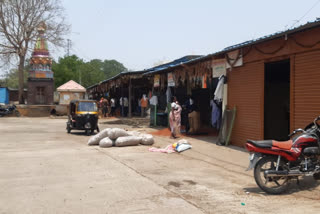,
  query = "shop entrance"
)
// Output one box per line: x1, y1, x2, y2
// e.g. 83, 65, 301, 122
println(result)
264, 59, 290, 140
